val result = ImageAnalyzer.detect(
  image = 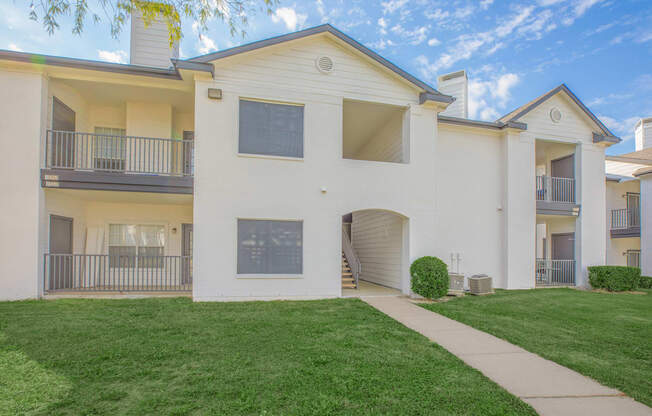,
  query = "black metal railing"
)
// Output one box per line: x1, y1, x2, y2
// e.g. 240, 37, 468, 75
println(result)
45, 130, 194, 176
44, 253, 192, 292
